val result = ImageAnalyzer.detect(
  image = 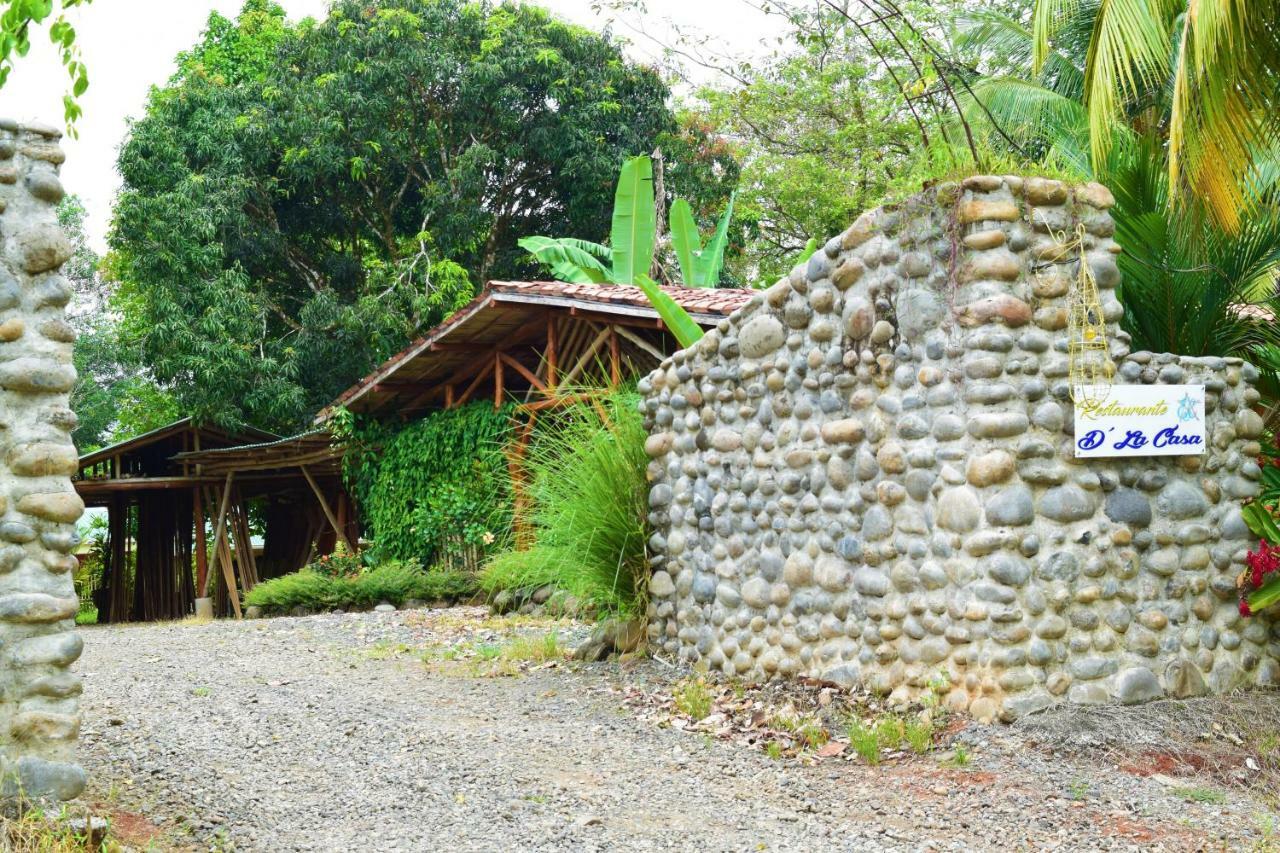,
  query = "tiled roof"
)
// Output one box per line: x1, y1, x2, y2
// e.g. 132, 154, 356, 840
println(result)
486, 280, 754, 315
319, 280, 755, 419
